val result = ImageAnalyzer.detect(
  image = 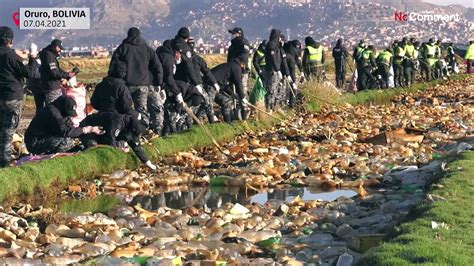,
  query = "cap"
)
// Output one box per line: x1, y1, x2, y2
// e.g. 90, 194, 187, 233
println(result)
63, 96, 78, 117
177, 27, 190, 39
0, 26, 14, 40
228, 27, 243, 35
171, 38, 186, 53
51, 39, 64, 49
